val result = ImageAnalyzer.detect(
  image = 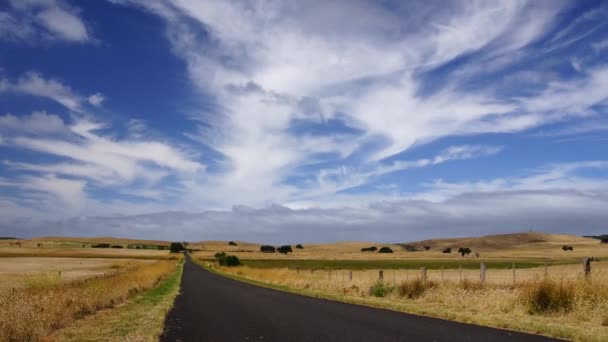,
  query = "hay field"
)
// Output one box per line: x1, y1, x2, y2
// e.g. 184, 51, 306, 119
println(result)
192, 232, 608, 262
0, 259, 180, 342
0, 257, 155, 294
